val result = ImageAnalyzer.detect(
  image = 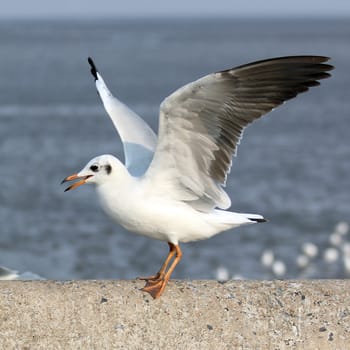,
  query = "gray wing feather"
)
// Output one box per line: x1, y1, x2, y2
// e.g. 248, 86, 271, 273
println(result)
146, 56, 333, 210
